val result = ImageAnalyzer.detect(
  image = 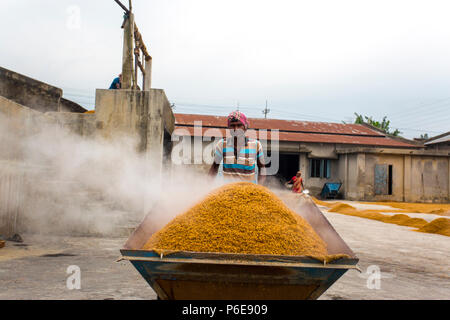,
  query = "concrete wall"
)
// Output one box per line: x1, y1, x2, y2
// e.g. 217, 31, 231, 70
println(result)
409, 156, 449, 202
0, 97, 54, 237
343, 152, 450, 203
0, 96, 57, 149
0, 93, 95, 142
1, 95, 43, 120
361, 153, 406, 202
426, 142, 450, 151
0, 66, 86, 113
299, 157, 340, 196
95, 89, 175, 158
60, 97, 88, 113
0, 88, 177, 236
0, 161, 26, 237
337, 154, 348, 197
299, 143, 339, 195
1, 88, 175, 157
46, 112, 96, 137
342, 154, 357, 200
